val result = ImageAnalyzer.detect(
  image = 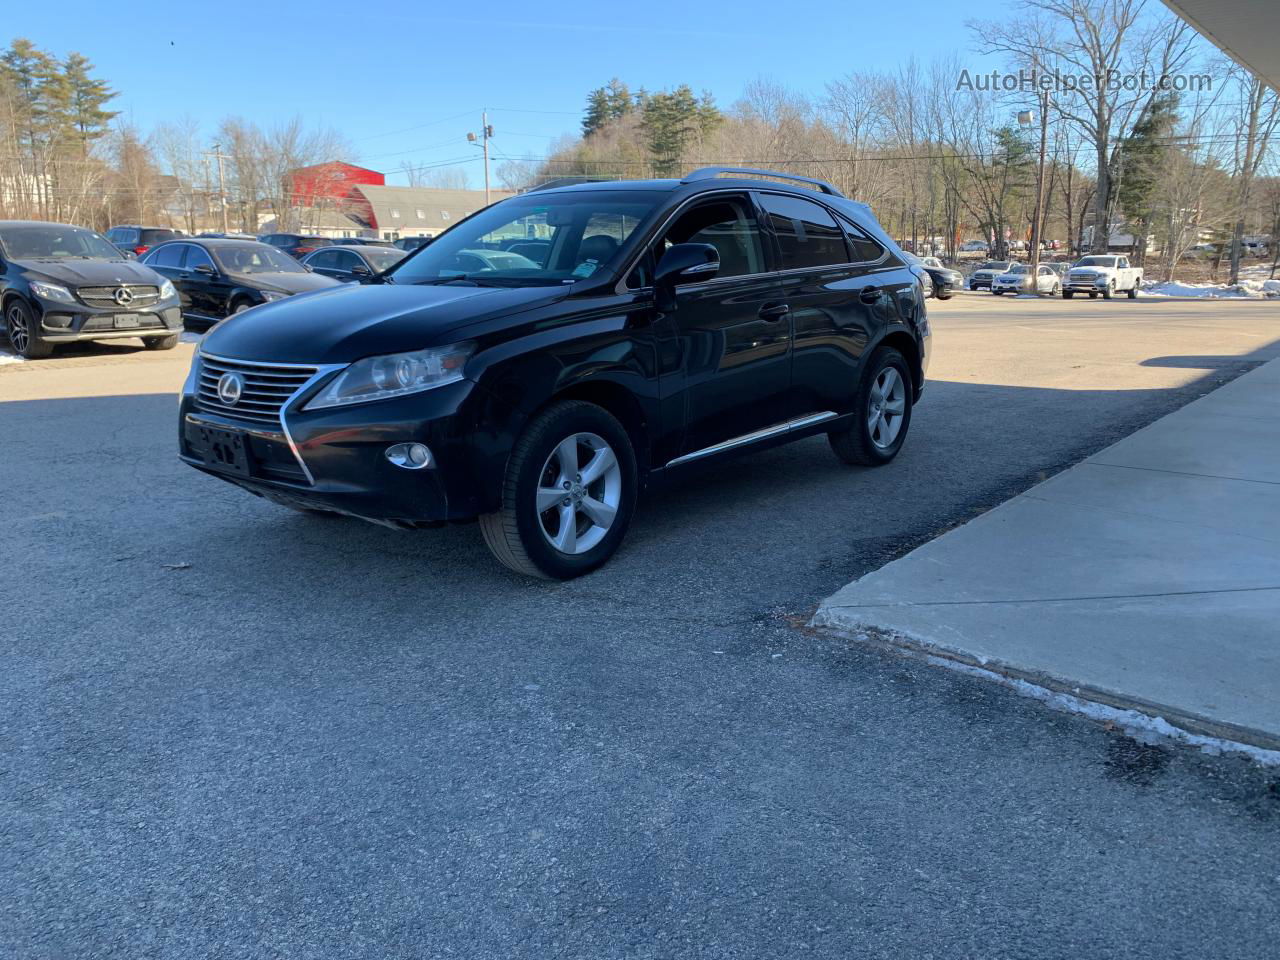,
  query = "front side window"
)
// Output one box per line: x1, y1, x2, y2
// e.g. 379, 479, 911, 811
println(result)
386, 191, 661, 287
184, 246, 216, 271
305, 249, 341, 269
659, 197, 765, 279
759, 193, 848, 270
